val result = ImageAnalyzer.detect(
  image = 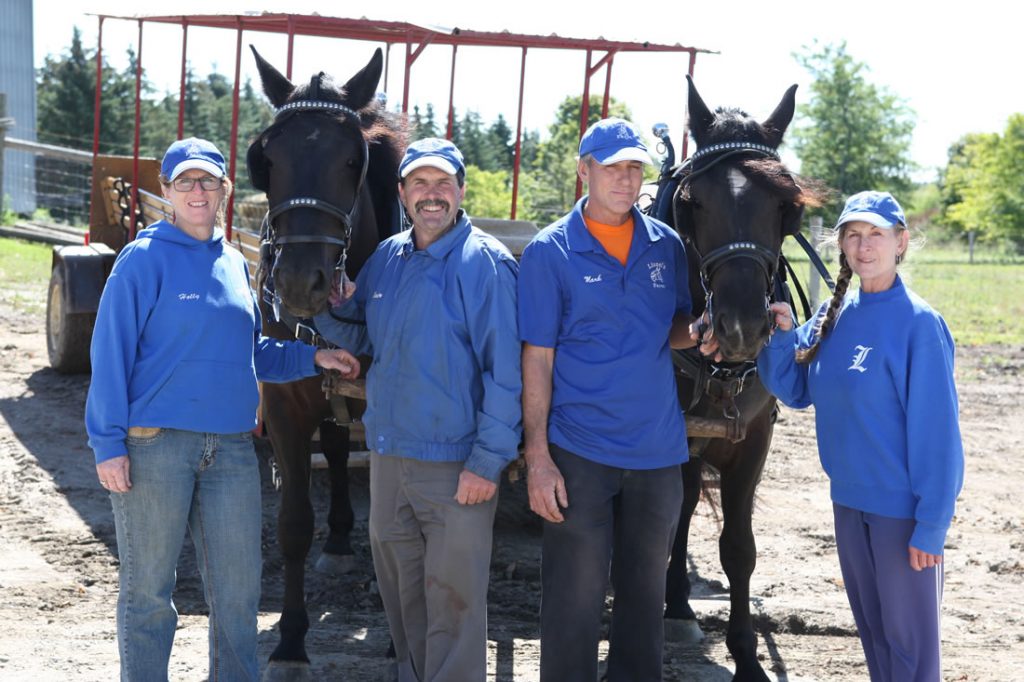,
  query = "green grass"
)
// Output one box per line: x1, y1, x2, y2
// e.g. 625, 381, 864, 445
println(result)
782, 239, 1024, 346
0, 237, 53, 315
1, 234, 1021, 346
